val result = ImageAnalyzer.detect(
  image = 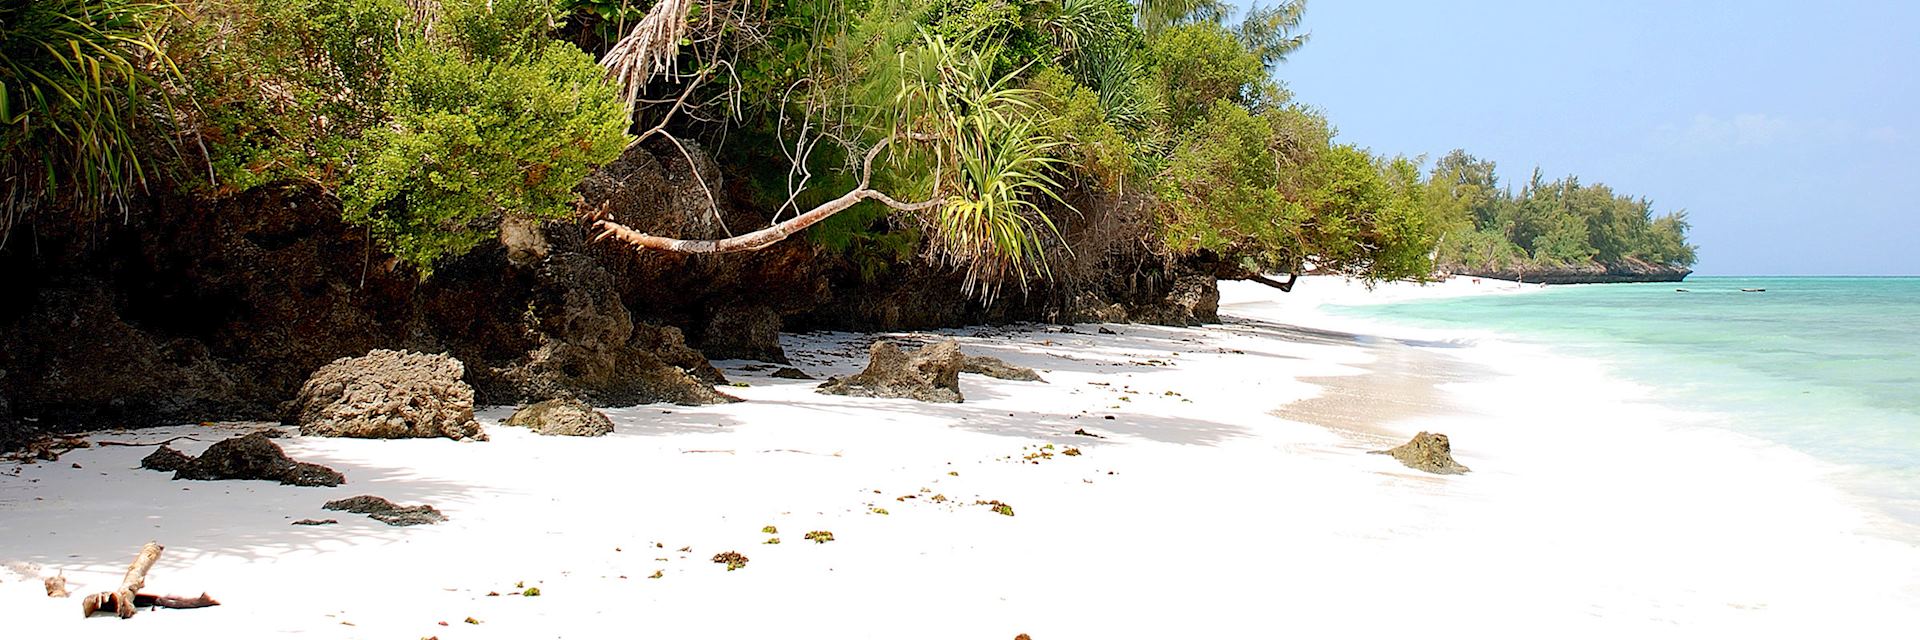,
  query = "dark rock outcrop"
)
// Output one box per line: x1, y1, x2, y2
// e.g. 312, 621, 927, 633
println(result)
699, 305, 788, 364
0, 139, 1213, 449
168, 432, 346, 486
506, 398, 614, 437
323, 495, 446, 526
818, 340, 965, 403
284, 350, 487, 441
961, 355, 1046, 382
1369, 432, 1471, 475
